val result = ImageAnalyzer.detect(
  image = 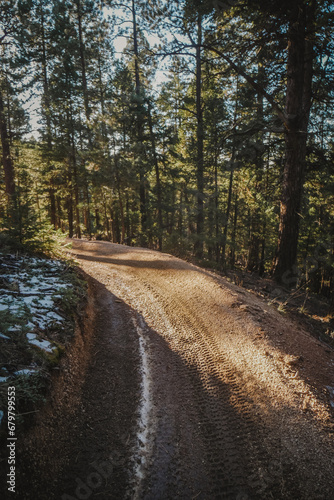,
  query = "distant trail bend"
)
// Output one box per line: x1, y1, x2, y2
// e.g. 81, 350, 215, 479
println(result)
64, 239, 334, 500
